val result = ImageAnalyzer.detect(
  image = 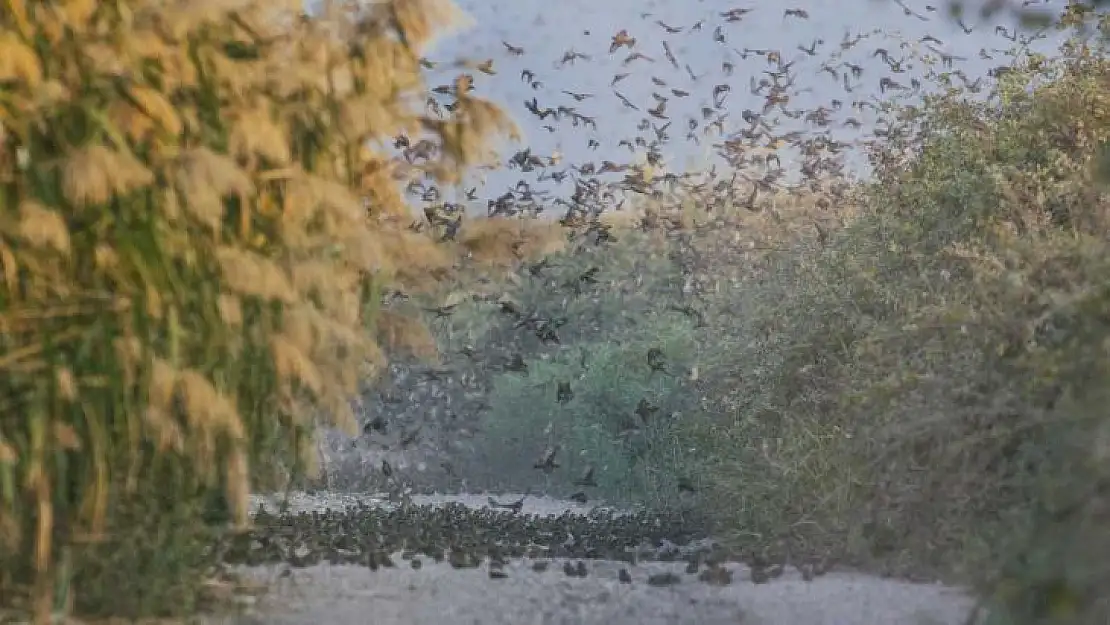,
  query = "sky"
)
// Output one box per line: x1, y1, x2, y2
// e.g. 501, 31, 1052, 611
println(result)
388, 0, 1072, 214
